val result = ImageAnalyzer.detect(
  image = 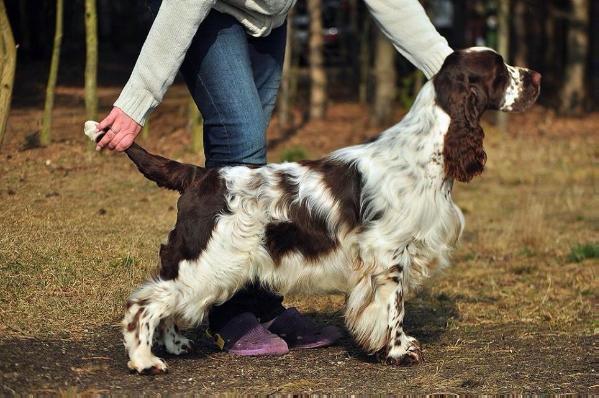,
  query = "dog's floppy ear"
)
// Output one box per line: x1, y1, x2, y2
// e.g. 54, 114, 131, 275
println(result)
434, 57, 487, 183
442, 116, 486, 183
442, 87, 487, 183
465, 86, 485, 129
